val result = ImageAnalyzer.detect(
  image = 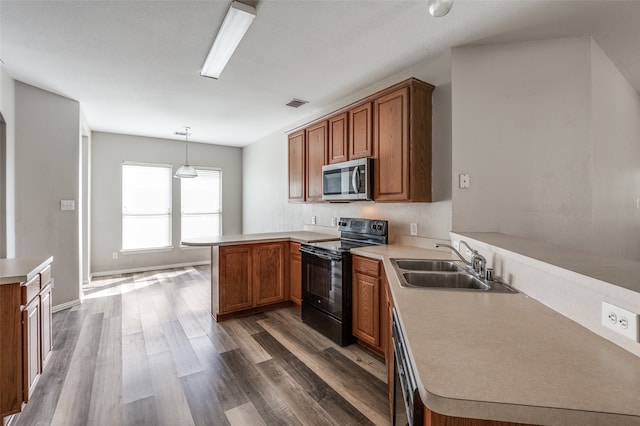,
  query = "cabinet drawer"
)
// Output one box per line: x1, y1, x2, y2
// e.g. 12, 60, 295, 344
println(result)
353, 256, 380, 277
40, 264, 52, 288
22, 275, 41, 306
